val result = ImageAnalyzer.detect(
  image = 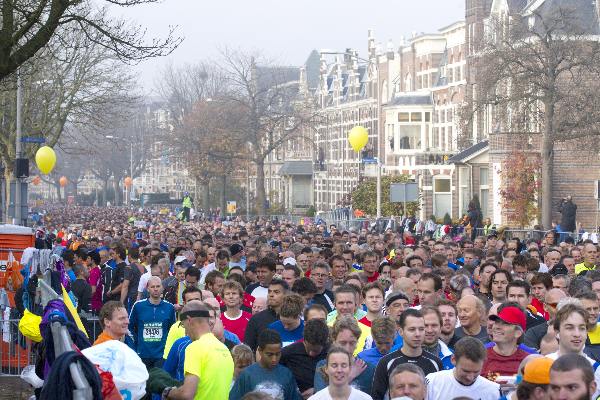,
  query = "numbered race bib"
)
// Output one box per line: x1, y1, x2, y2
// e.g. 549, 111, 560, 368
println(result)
143, 322, 163, 342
